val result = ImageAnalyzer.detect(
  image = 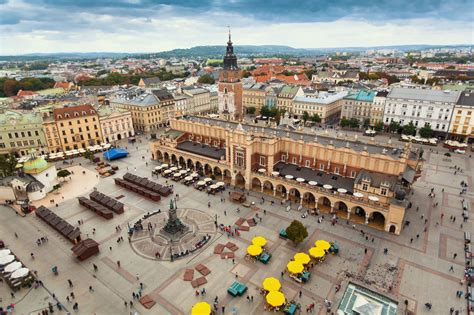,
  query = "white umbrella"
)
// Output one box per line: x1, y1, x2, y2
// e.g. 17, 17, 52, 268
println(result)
184, 176, 193, 181
11, 267, 29, 279
155, 166, 162, 170
204, 178, 212, 182
368, 196, 379, 202
161, 164, 169, 168
78, 148, 86, 153
353, 192, 364, 198
164, 170, 172, 174
296, 178, 305, 183
0, 249, 11, 257
86, 146, 95, 151
4, 261, 22, 273
323, 184, 332, 190
197, 181, 206, 186
285, 175, 294, 180
271, 171, 280, 176
57, 152, 64, 156
173, 173, 181, 177
103, 143, 112, 149
192, 173, 199, 178
216, 182, 225, 186
179, 170, 187, 174
0, 255, 15, 265
337, 188, 347, 194
209, 184, 218, 189
170, 167, 178, 171
308, 181, 318, 186
258, 168, 266, 173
